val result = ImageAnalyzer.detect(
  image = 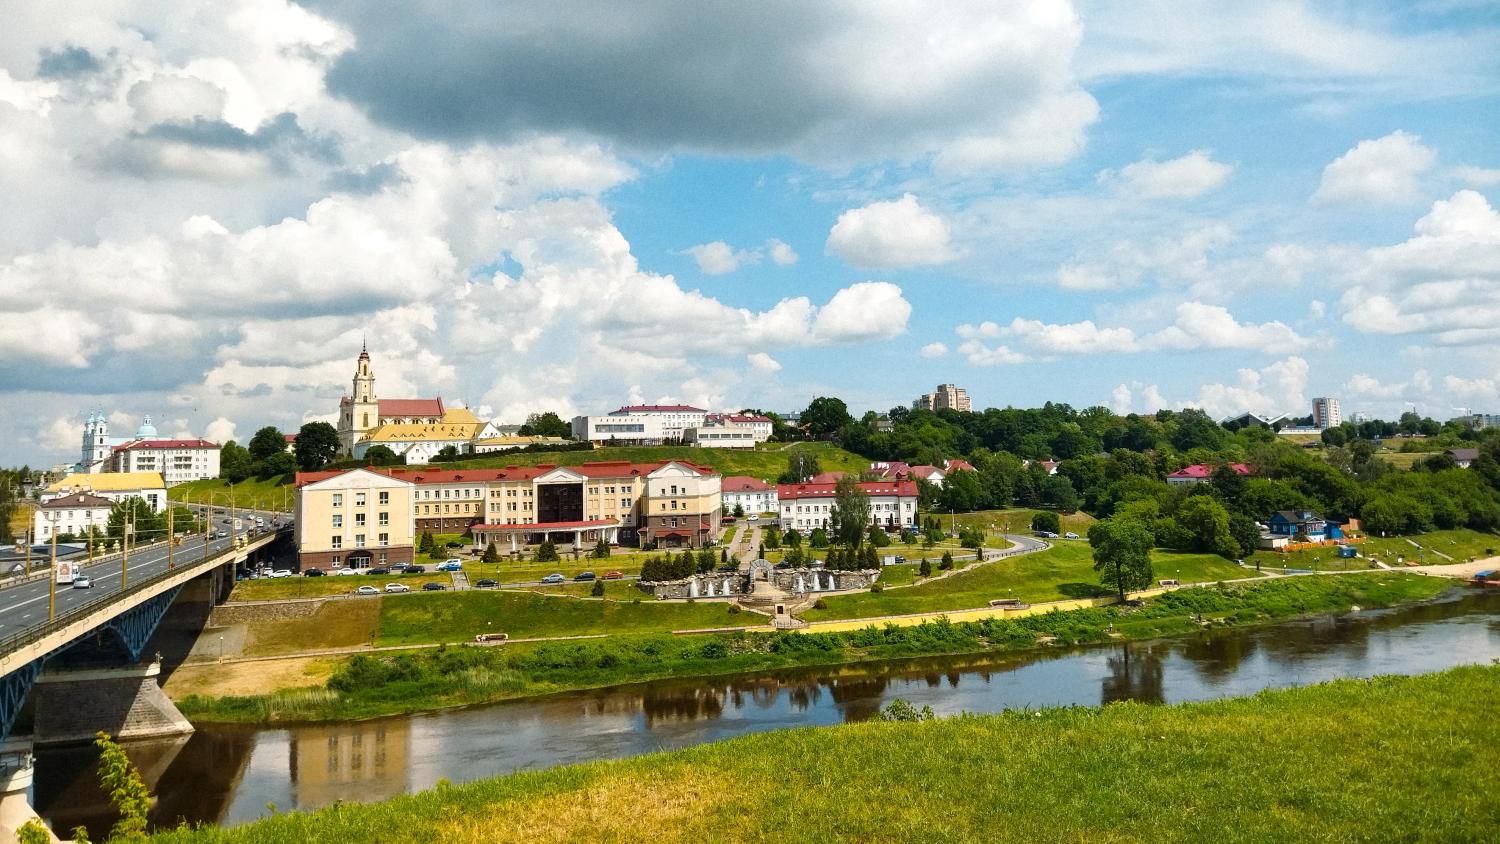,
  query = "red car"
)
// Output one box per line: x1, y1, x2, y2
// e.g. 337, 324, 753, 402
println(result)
604, 571, 624, 580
